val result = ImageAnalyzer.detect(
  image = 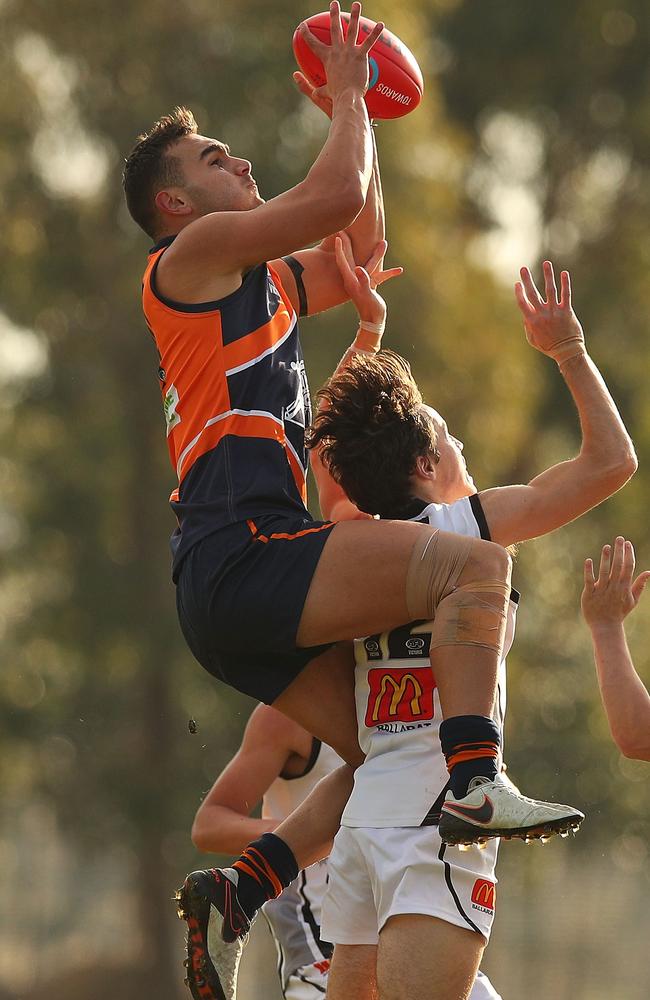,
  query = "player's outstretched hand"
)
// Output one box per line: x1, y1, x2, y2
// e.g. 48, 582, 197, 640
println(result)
334, 232, 402, 326
298, 1, 384, 104
582, 537, 650, 629
514, 261, 586, 367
